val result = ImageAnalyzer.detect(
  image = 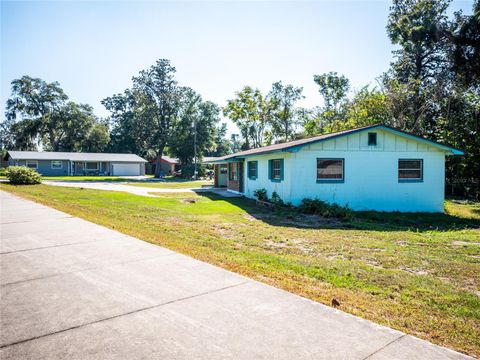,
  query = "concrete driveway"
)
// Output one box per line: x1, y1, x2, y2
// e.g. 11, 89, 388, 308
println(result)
0, 190, 472, 359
